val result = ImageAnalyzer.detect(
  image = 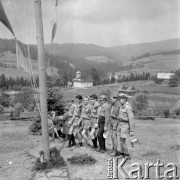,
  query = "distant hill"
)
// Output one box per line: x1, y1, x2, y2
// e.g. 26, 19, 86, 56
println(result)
0, 38, 180, 78
45, 43, 118, 62
110, 38, 180, 61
